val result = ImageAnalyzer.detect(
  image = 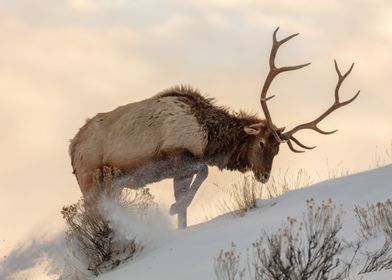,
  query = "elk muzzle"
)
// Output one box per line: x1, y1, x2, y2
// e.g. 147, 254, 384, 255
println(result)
256, 172, 270, 183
